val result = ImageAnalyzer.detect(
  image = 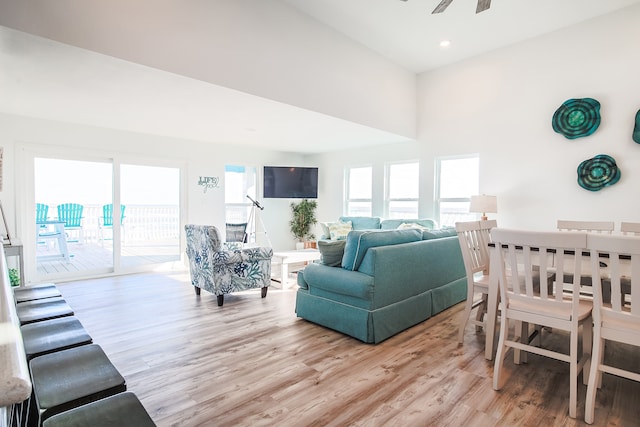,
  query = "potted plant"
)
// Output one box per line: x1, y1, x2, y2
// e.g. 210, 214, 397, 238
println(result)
289, 199, 317, 249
